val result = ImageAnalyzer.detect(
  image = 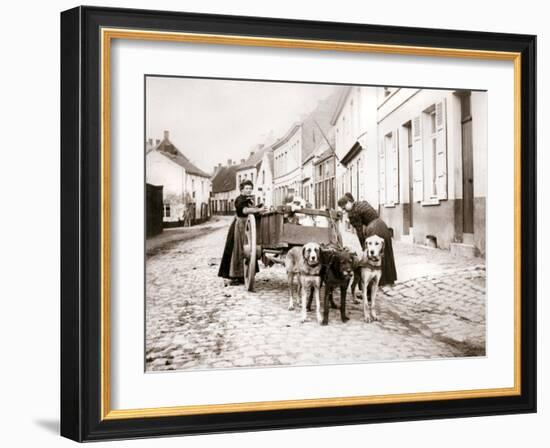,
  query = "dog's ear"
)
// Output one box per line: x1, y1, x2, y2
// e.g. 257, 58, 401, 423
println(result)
379, 238, 385, 253
302, 245, 307, 259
